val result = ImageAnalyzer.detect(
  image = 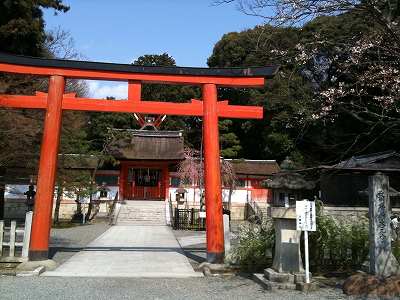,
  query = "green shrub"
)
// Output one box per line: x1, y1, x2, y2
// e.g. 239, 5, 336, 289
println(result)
230, 200, 370, 273
392, 240, 400, 262
228, 219, 274, 272
308, 200, 369, 271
